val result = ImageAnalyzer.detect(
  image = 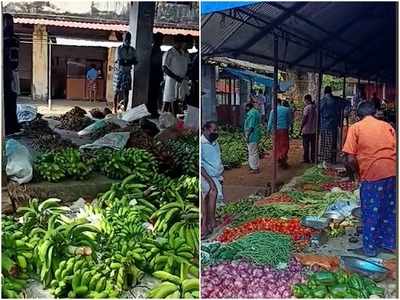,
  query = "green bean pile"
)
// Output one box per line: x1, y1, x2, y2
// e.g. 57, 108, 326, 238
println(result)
302, 167, 332, 184
230, 232, 293, 266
